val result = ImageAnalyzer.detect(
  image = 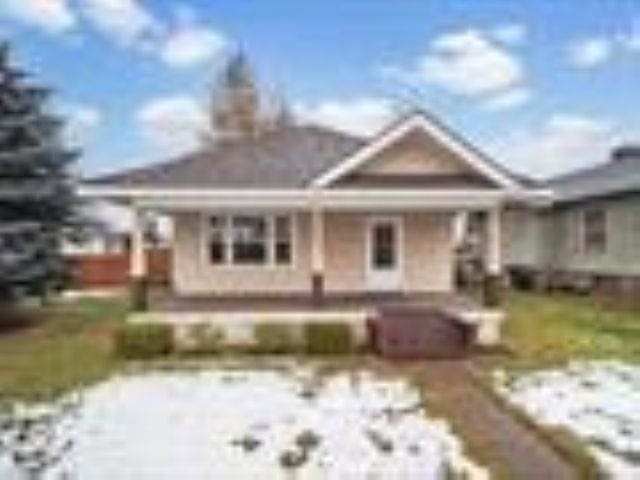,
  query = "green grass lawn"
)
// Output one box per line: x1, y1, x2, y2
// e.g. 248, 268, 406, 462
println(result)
0, 297, 128, 405
500, 291, 640, 368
